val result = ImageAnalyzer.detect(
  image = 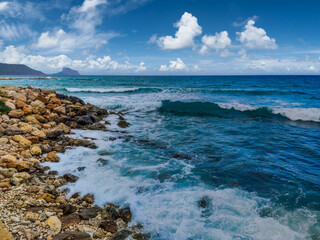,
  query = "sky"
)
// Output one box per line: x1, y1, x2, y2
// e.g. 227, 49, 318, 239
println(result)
0, 0, 320, 75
